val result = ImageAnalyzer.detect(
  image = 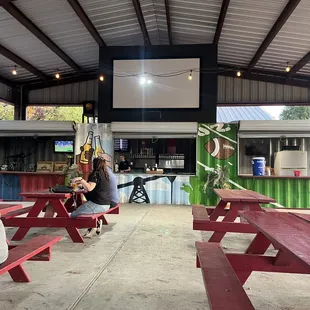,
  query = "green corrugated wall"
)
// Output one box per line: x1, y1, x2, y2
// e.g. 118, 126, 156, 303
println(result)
188, 123, 310, 208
